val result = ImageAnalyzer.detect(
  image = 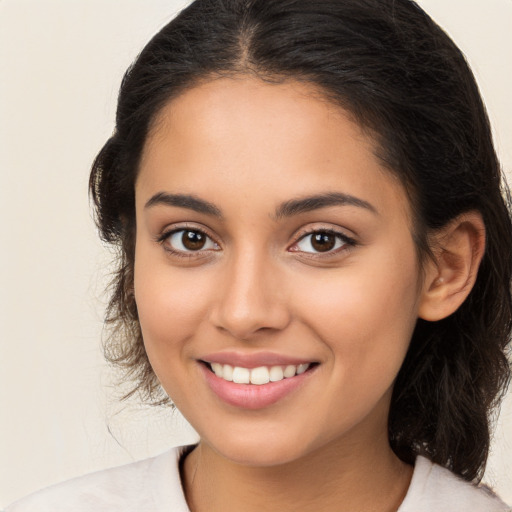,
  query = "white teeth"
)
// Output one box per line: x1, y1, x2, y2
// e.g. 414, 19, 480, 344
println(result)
211, 362, 223, 377
209, 362, 312, 384
297, 363, 309, 375
250, 366, 270, 385
283, 365, 297, 378
232, 366, 250, 384
222, 364, 234, 381
269, 366, 284, 382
